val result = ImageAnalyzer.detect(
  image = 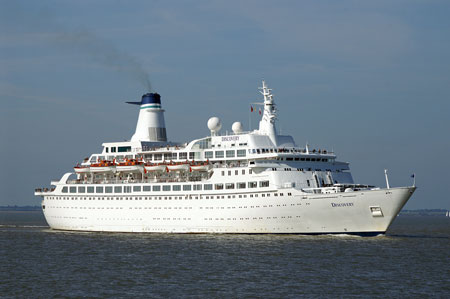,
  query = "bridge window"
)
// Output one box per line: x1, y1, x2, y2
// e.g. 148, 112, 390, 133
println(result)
205, 151, 213, 159
259, 181, 269, 187
248, 182, 257, 188
226, 150, 235, 158
237, 150, 246, 157
118, 146, 131, 153
215, 151, 224, 158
